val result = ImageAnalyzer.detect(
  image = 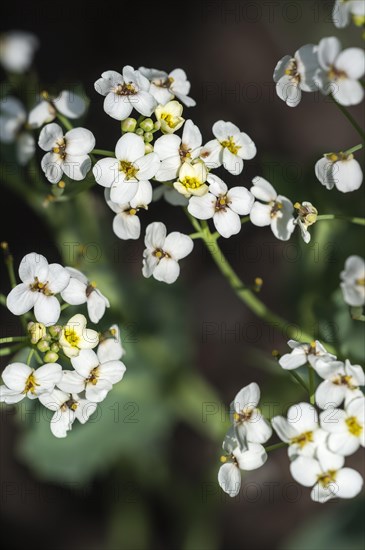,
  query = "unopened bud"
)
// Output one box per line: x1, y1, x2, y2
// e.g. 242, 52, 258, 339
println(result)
121, 118, 137, 133
28, 322, 46, 344
140, 118, 154, 132
50, 343, 60, 353
144, 132, 154, 143
49, 325, 62, 338
44, 351, 59, 363
135, 128, 144, 136
144, 143, 153, 154
37, 339, 50, 353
